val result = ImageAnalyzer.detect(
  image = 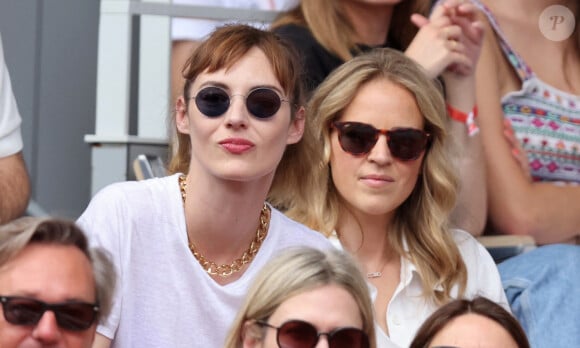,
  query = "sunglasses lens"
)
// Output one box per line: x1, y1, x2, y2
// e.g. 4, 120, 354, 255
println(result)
278, 320, 319, 348
54, 303, 97, 331
247, 88, 282, 118
1, 297, 97, 331
3, 298, 43, 325
337, 123, 378, 155
388, 128, 428, 161
195, 87, 230, 117
329, 328, 370, 348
